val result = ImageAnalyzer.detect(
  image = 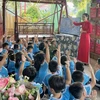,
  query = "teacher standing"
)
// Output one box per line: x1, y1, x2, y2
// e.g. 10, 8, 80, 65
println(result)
72, 13, 92, 64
